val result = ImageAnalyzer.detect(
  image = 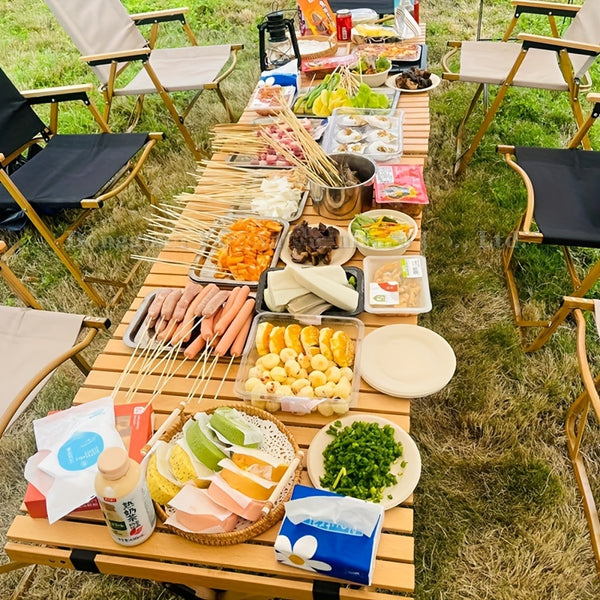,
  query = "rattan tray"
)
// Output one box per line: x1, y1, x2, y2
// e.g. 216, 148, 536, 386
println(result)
297, 35, 338, 60
153, 404, 302, 545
